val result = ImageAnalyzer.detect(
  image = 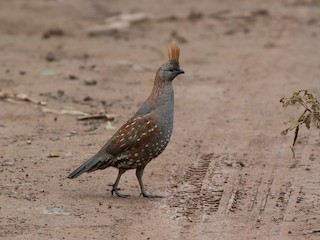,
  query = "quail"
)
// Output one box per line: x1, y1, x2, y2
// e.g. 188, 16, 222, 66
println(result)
68, 43, 184, 198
